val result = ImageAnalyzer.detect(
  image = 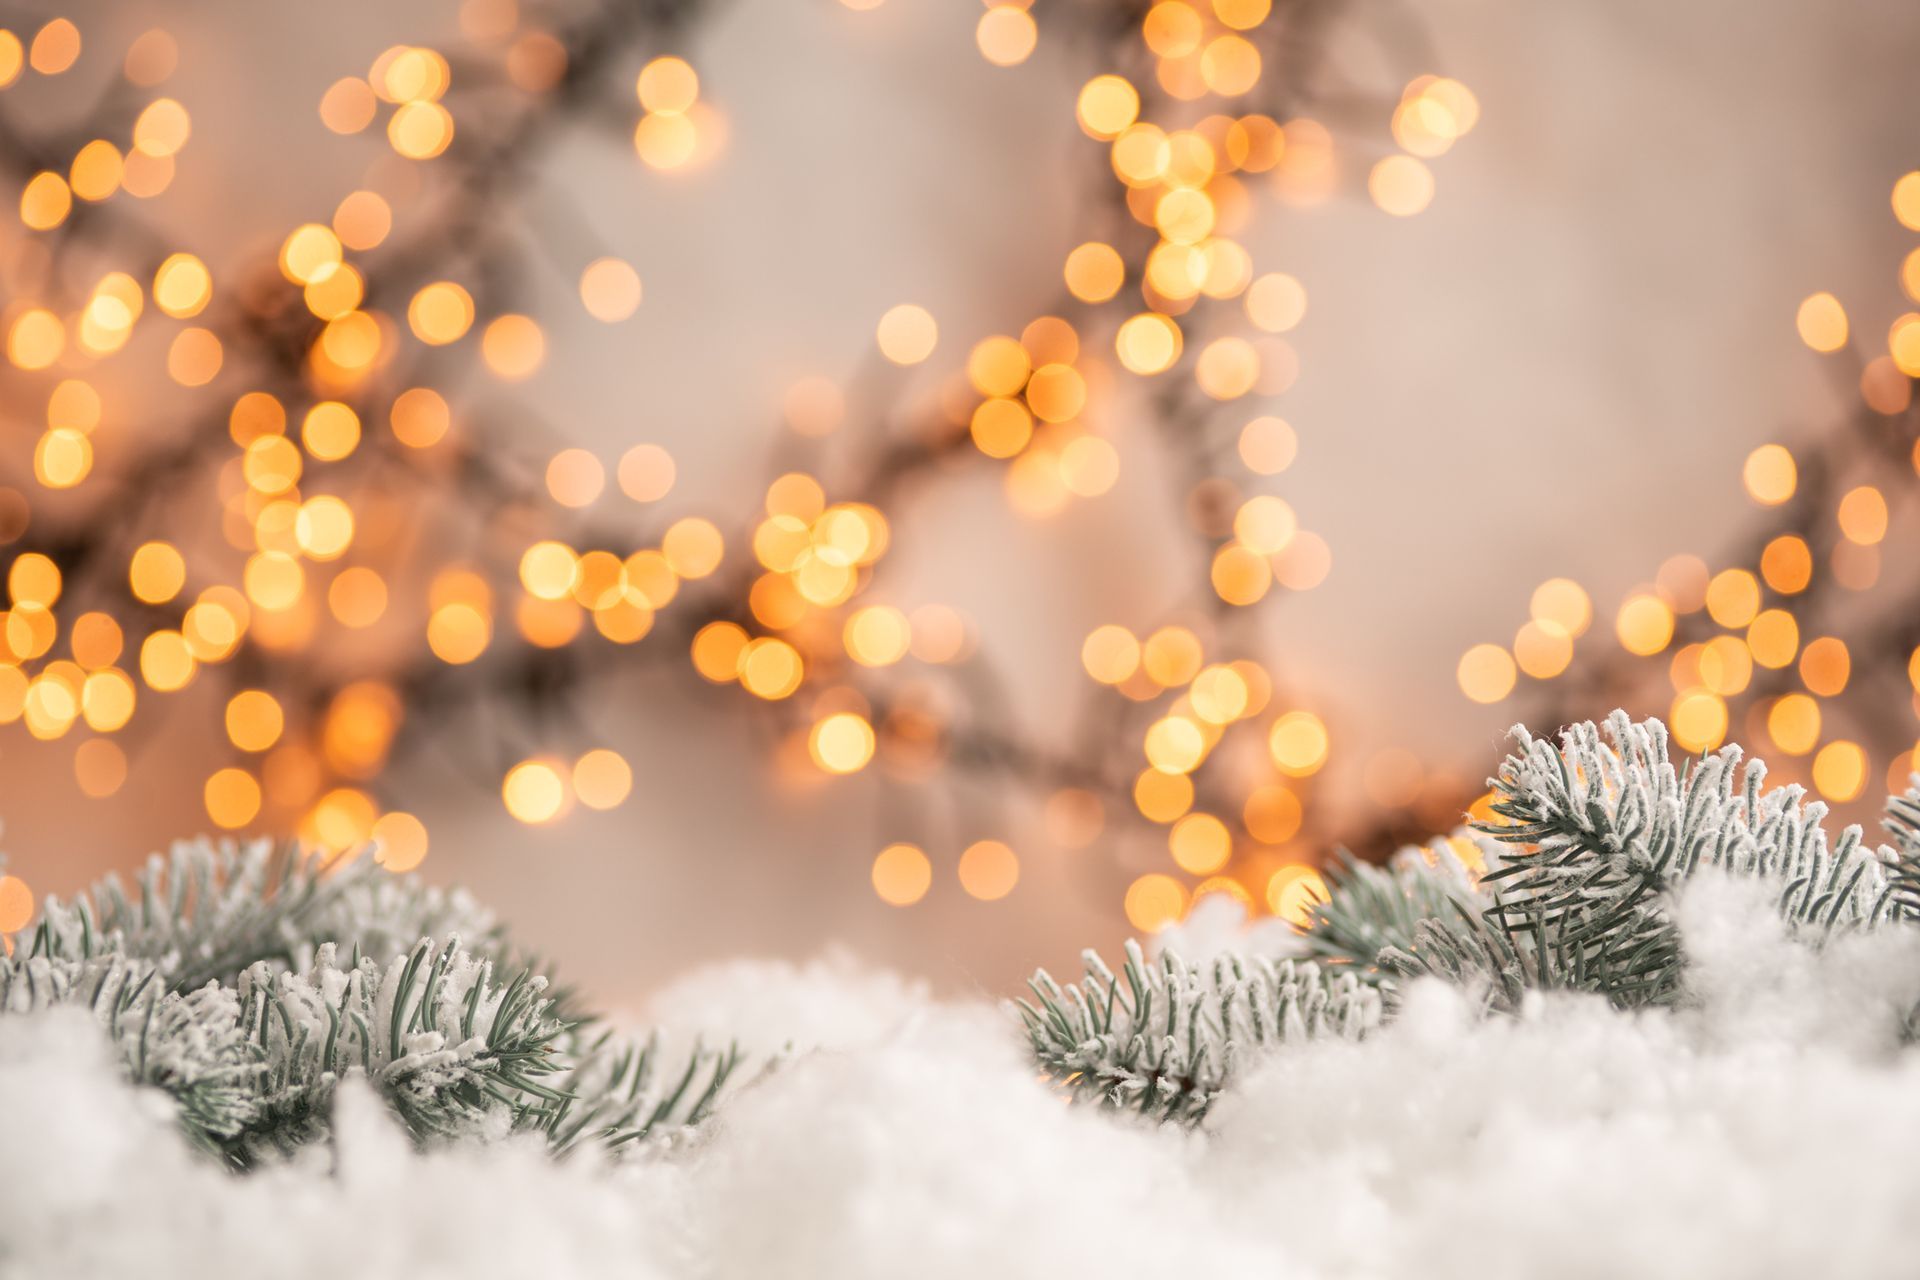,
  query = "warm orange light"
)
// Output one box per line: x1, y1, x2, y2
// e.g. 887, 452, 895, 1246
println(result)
226, 690, 284, 752
205, 767, 262, 830
1457, 643, 1516, 703
957, 839, 1019, 899
129, 542, 187, 604
1266, 865, 1328, 925
409, 281, 475, 344
1812, 740, 1867, 802
1268, 710, 1328, 775
1169, 812, 1231, 874
1124, 873, 1188, 933
872, 843, 931, 906
975, 6, 1038, 67
1616, 594, 1675, 656
372, 812, 430, 872
809, 712, 876, 774
1796, 292, 1848, 353
580, 258, 643, 322
1768, 694, 1821, 756
573, 749, 633, 809
1134, 768, 1194, 823
503, 760, 568, 824
1064, 242, 1126, 302
876, 304, 938, 365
